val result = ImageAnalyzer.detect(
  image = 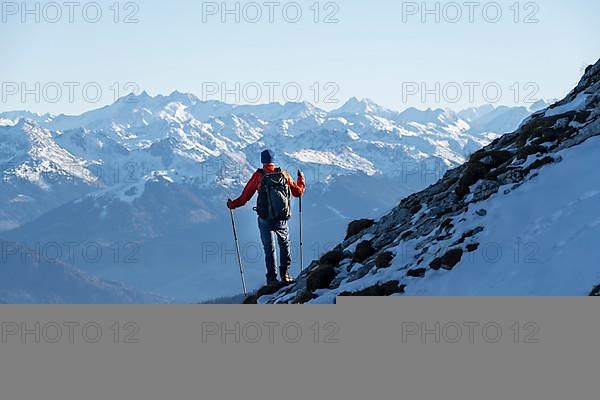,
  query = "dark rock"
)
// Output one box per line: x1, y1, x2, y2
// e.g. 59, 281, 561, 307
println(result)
430, 248, 464, 270
454, 227, 484, 245
496, 168, 526, 185
436, 233, 453, 241
293, 289, 316, 304
410, 203, 423, 215
466, 226, 485, 237
466, 243, 480, 252
526, 157, 555, 173
256, 281, 290, 298
476, 209, 487, 217
472, 150, 513, 167
427, 176, 459, 197
306, 265, 336, 292
319, 248, 345, 267
400, 194, 420, 208
573, 110, 592, 124
372, 230, 399, 251
400, 230, 414, 240
346, 264, 374, 283
517, 112, 581, 149
440, 218, 454, 230
345, 219, 375, 240
415, 217, 440, 238
243, 295, 258, 304
432, 206, 456, 217
339, 281, 406, 296
375, 251, 394, 268
431, 190, 461, 210
353, 240, 376, 263
472, 180, 500, 202
517, 145, 549, 160
590, 284, 600, 296
407, 268, 427, 278
456, 162, 488, 197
